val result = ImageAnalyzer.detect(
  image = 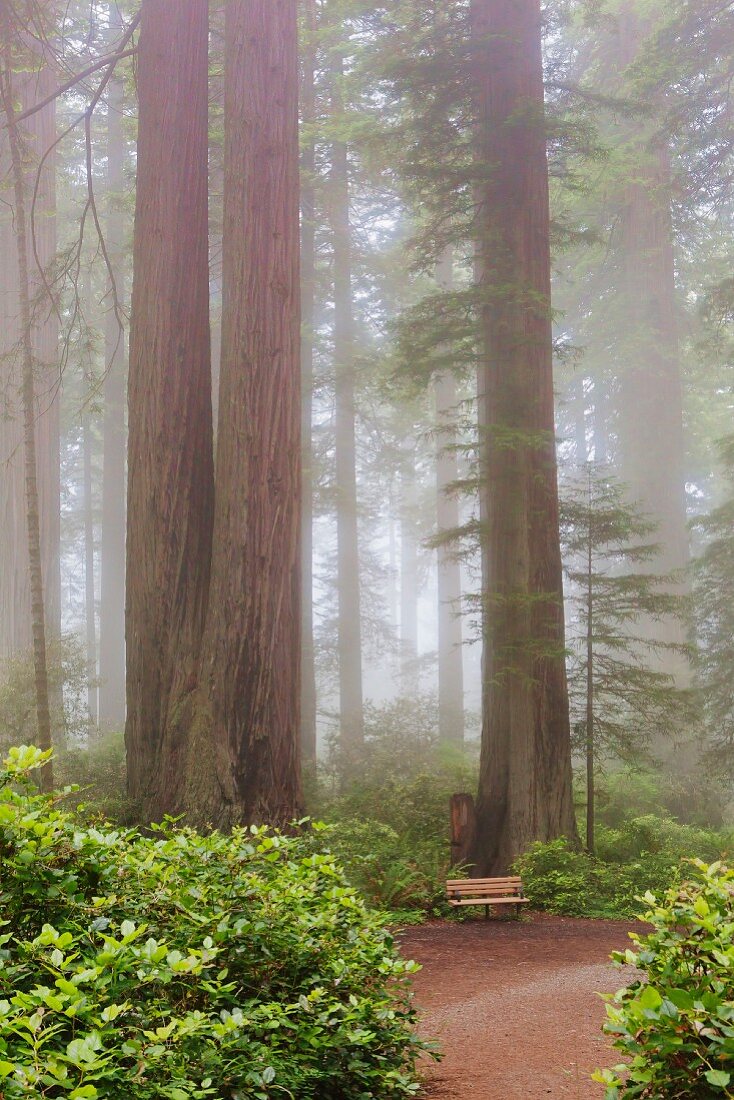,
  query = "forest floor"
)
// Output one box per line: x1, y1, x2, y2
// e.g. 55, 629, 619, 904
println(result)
399, 914, 644, 1100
